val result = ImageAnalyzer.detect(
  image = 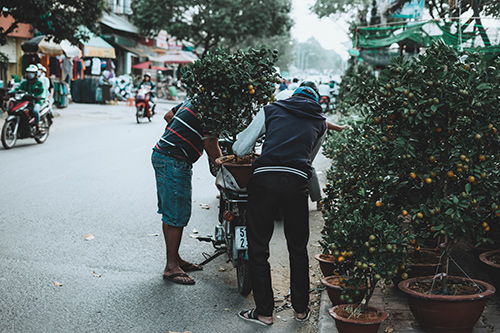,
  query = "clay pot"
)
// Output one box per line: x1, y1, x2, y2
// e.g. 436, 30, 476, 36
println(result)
321, 275, 366, 305
314, 253, 337, 277
328, 304, 388, 333
479, 249, 500, 292
398, 276, 496, 333
393, 249, 441, 286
